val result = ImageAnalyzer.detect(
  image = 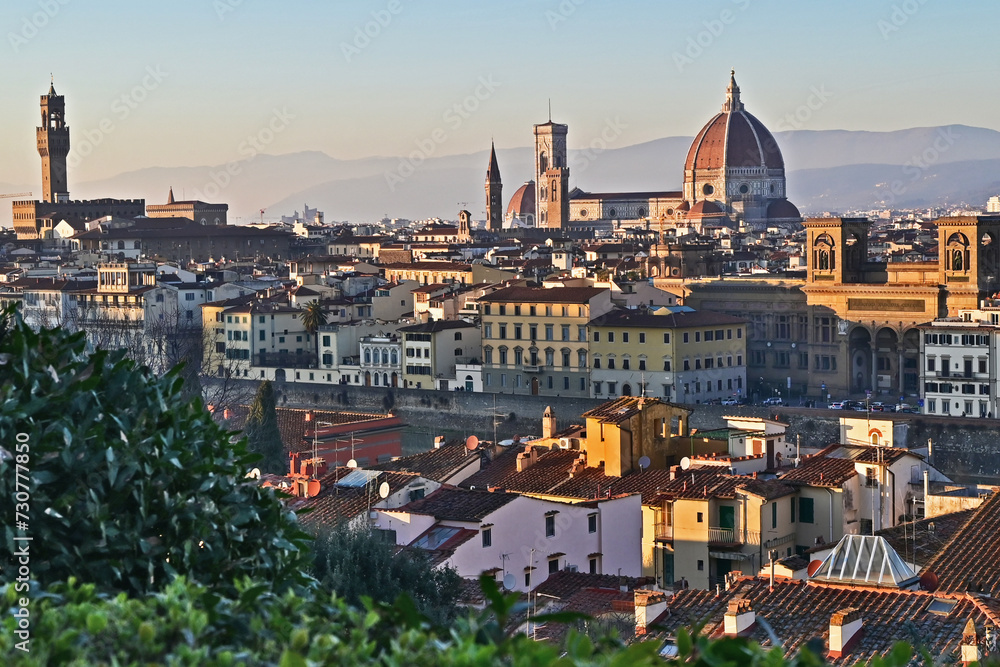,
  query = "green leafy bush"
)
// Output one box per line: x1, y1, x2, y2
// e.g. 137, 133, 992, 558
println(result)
0, 311, 311, 597
311, 522, 462, 626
